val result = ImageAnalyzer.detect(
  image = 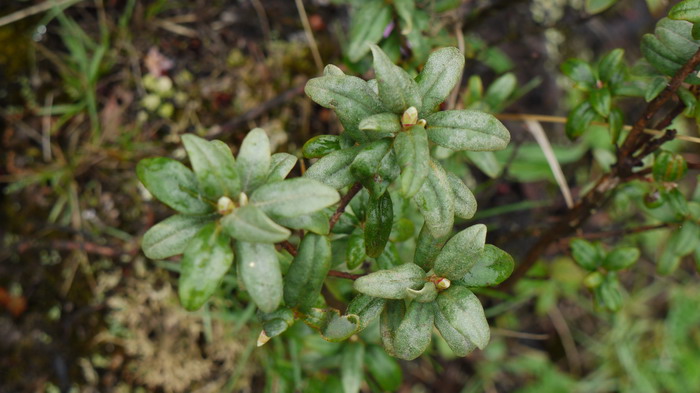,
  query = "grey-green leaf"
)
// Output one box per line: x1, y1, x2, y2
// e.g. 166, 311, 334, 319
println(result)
433, 224, 487, 280
304, 145, 362, 189
436, 286, 490, 349
414, 222, 449, 271
353, 263, 426, 299
266, 153, 297, 183
178, 222, 234, 311
182, 135, 241, 199
426, 110, 510, 151
394, 301, 435, 360
237, 128, 271, 192
237, 241, 283, 313
370, 44, 422, 113
364, 345, 403, 392
456, 244, 514, 287
359, 112, 402, 136
347, 295, 387, 331
602, 246, 640, 271
434, 304, 476, 357
417, 47, 465, 114
221, 205, 290, 243
137, 157, 213, 214
413, 160, 455, 238
405, 282, 438, 303
272, 210, 330, 235
341, 343, 364, 393
446, 172, 477, 219
251, 177, 340, 218
394, 124, 430, 198
142, 214, 214, 259
304, 75, 385, 141
380, 300, 405, 356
